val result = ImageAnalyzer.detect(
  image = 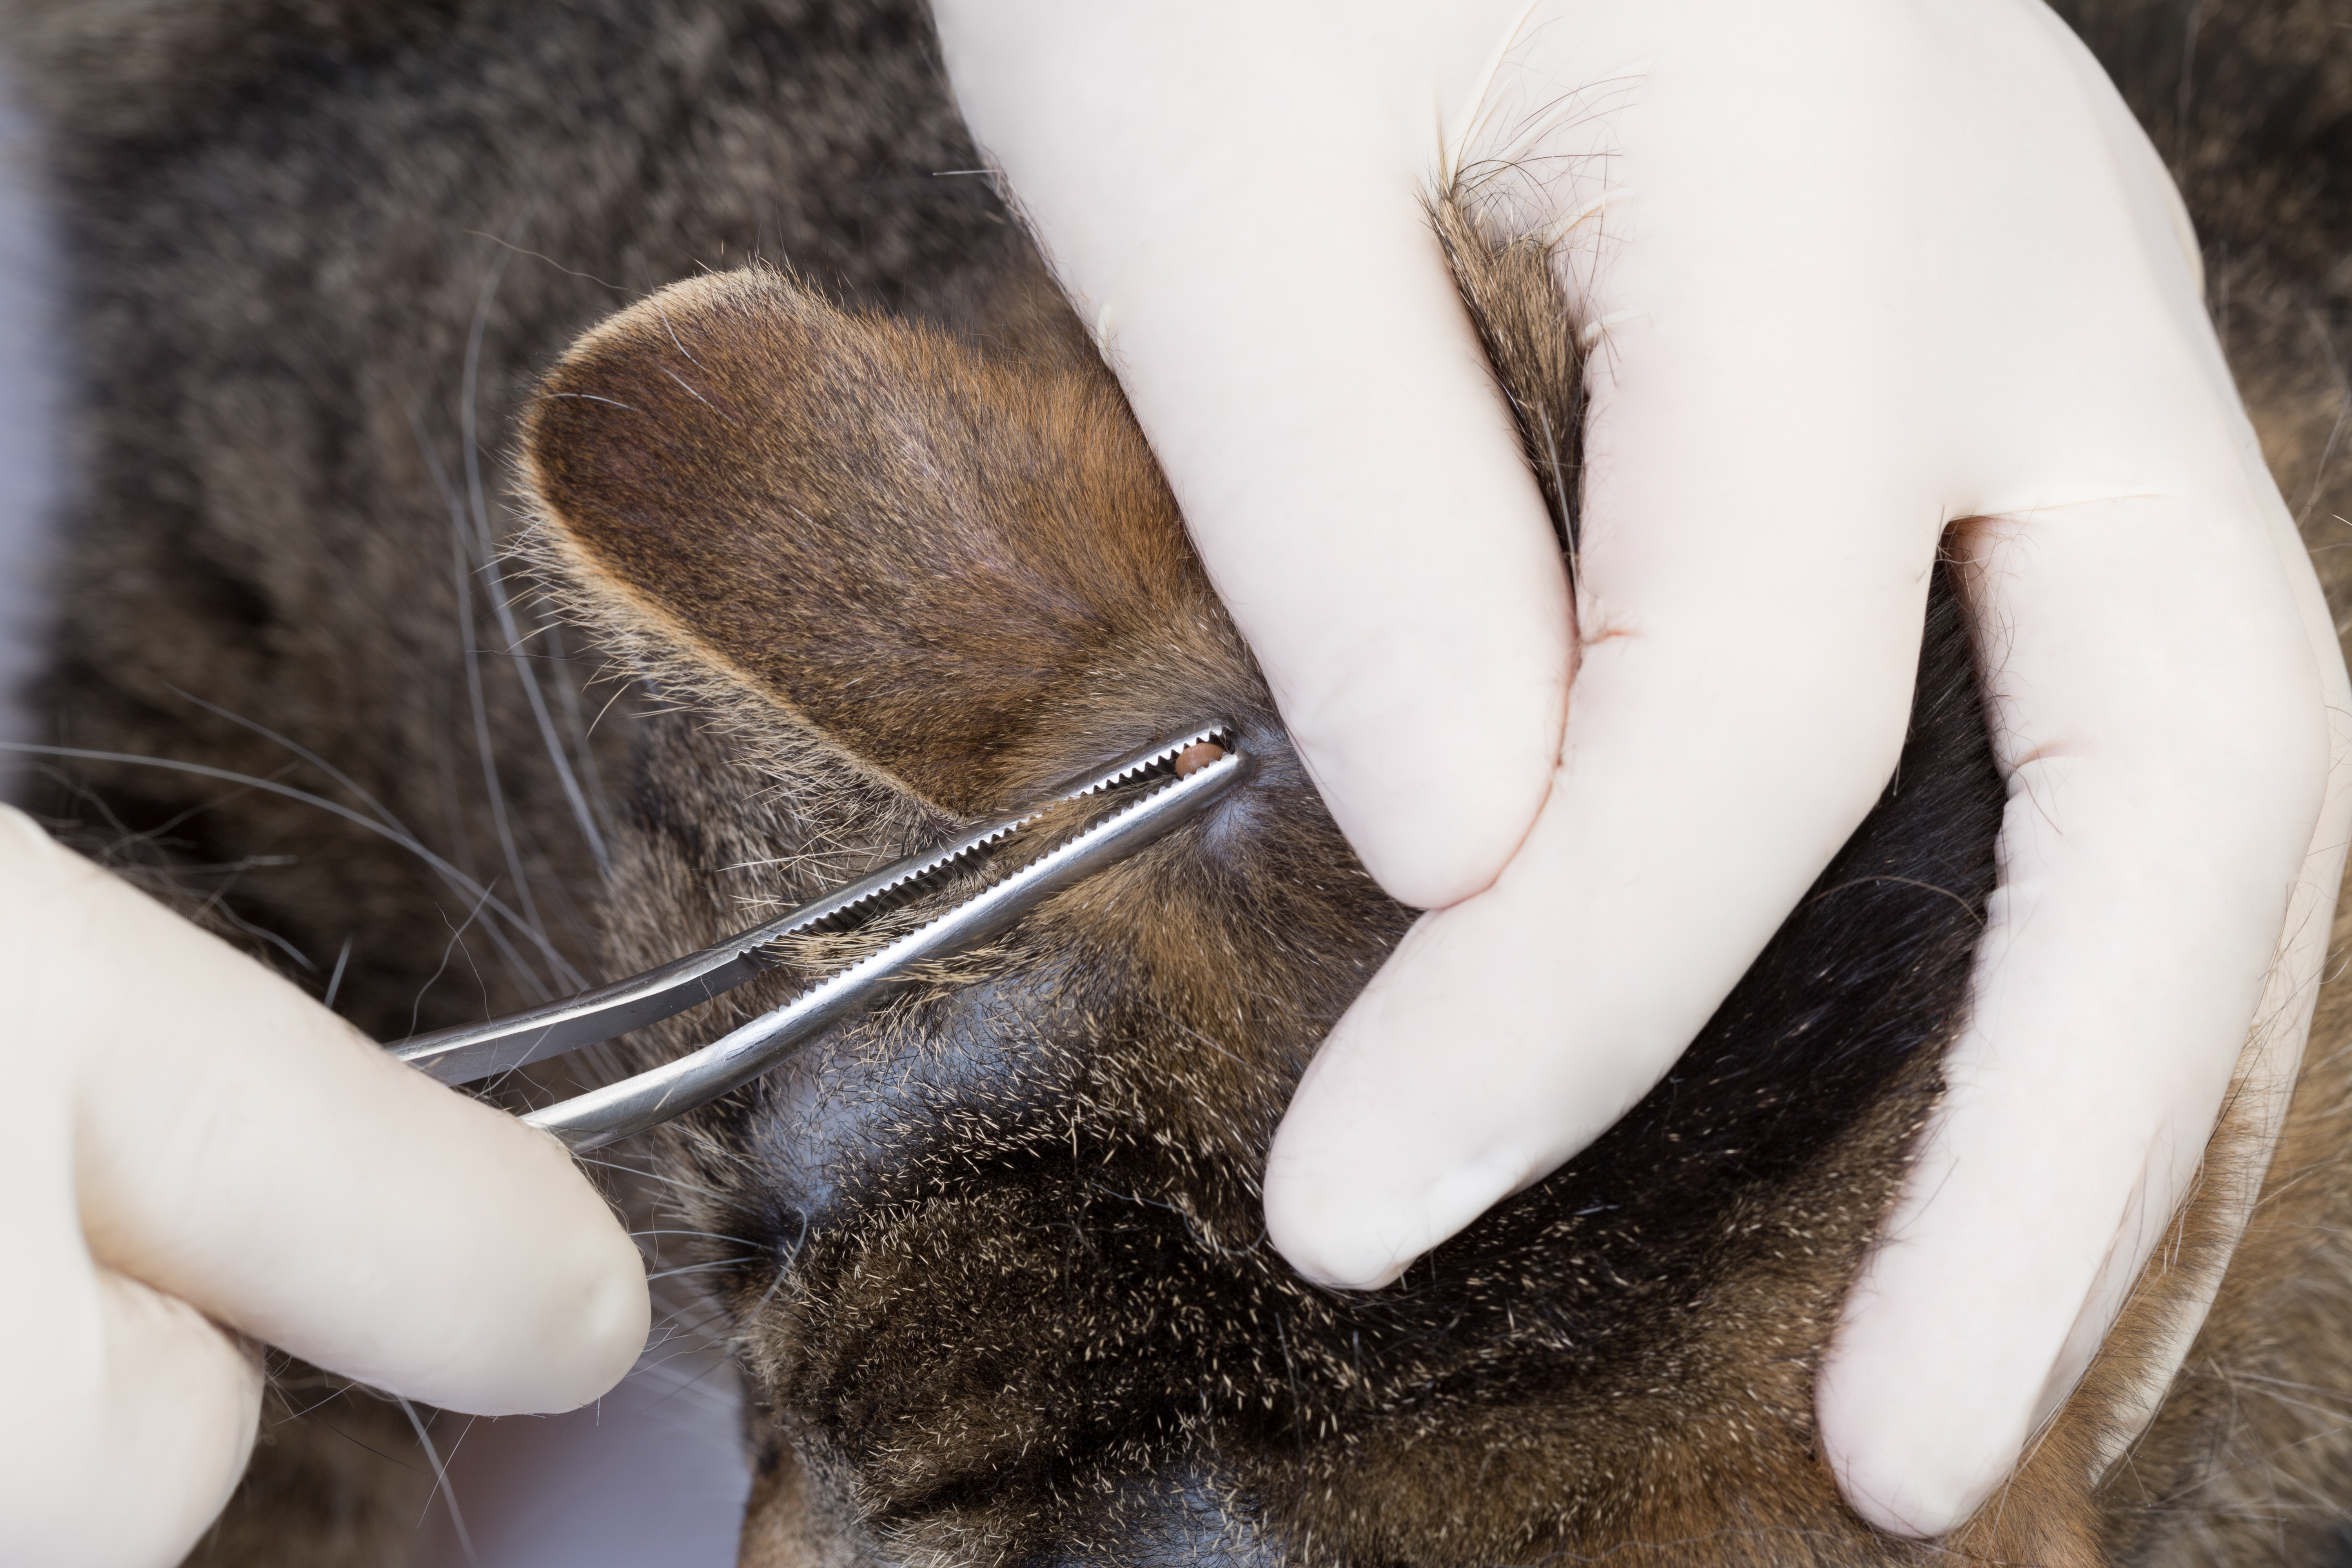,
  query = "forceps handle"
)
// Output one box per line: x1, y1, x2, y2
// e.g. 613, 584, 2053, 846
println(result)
390, 943, 768, 1088
389, 804, 1050, 1085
